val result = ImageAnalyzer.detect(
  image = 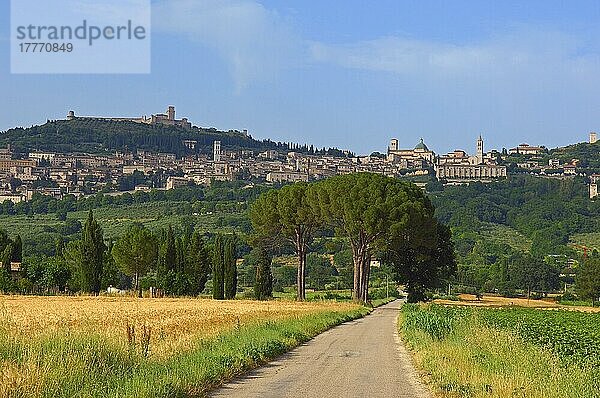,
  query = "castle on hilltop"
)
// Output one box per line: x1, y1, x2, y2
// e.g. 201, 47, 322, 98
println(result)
66, 106, 192, 129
